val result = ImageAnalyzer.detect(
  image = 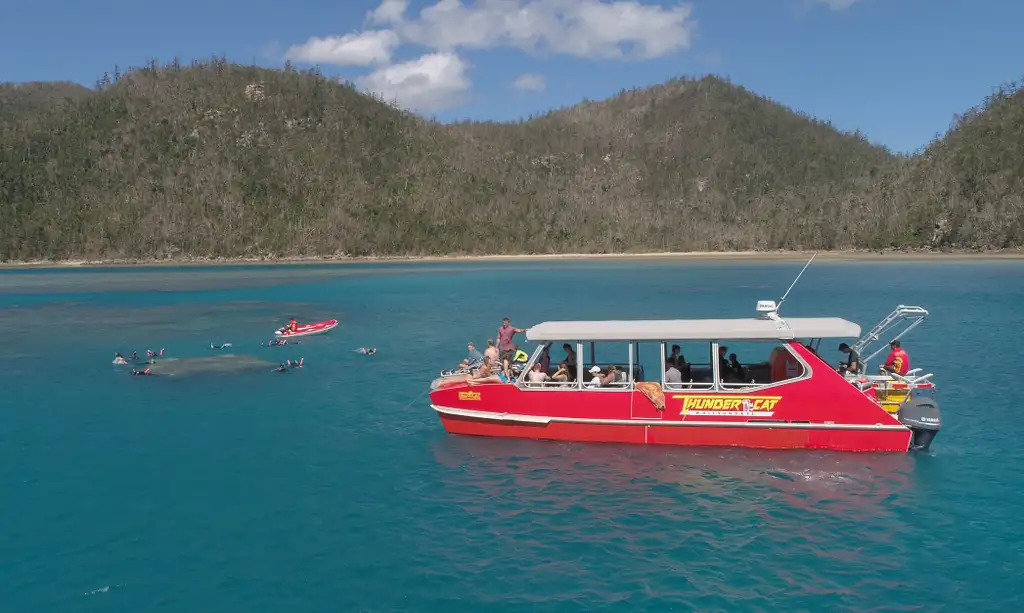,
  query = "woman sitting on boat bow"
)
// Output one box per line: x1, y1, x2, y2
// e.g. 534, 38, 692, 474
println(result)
466, 362, 503, 385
